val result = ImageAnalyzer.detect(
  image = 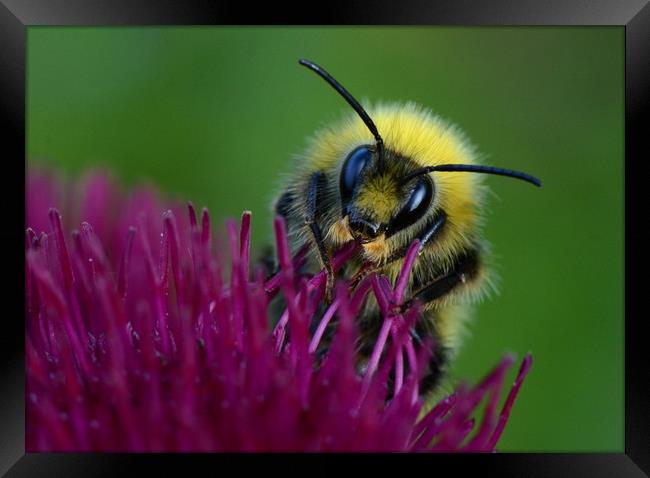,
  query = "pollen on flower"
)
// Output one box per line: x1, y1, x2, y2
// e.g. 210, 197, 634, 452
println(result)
25, 169, 532, 452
